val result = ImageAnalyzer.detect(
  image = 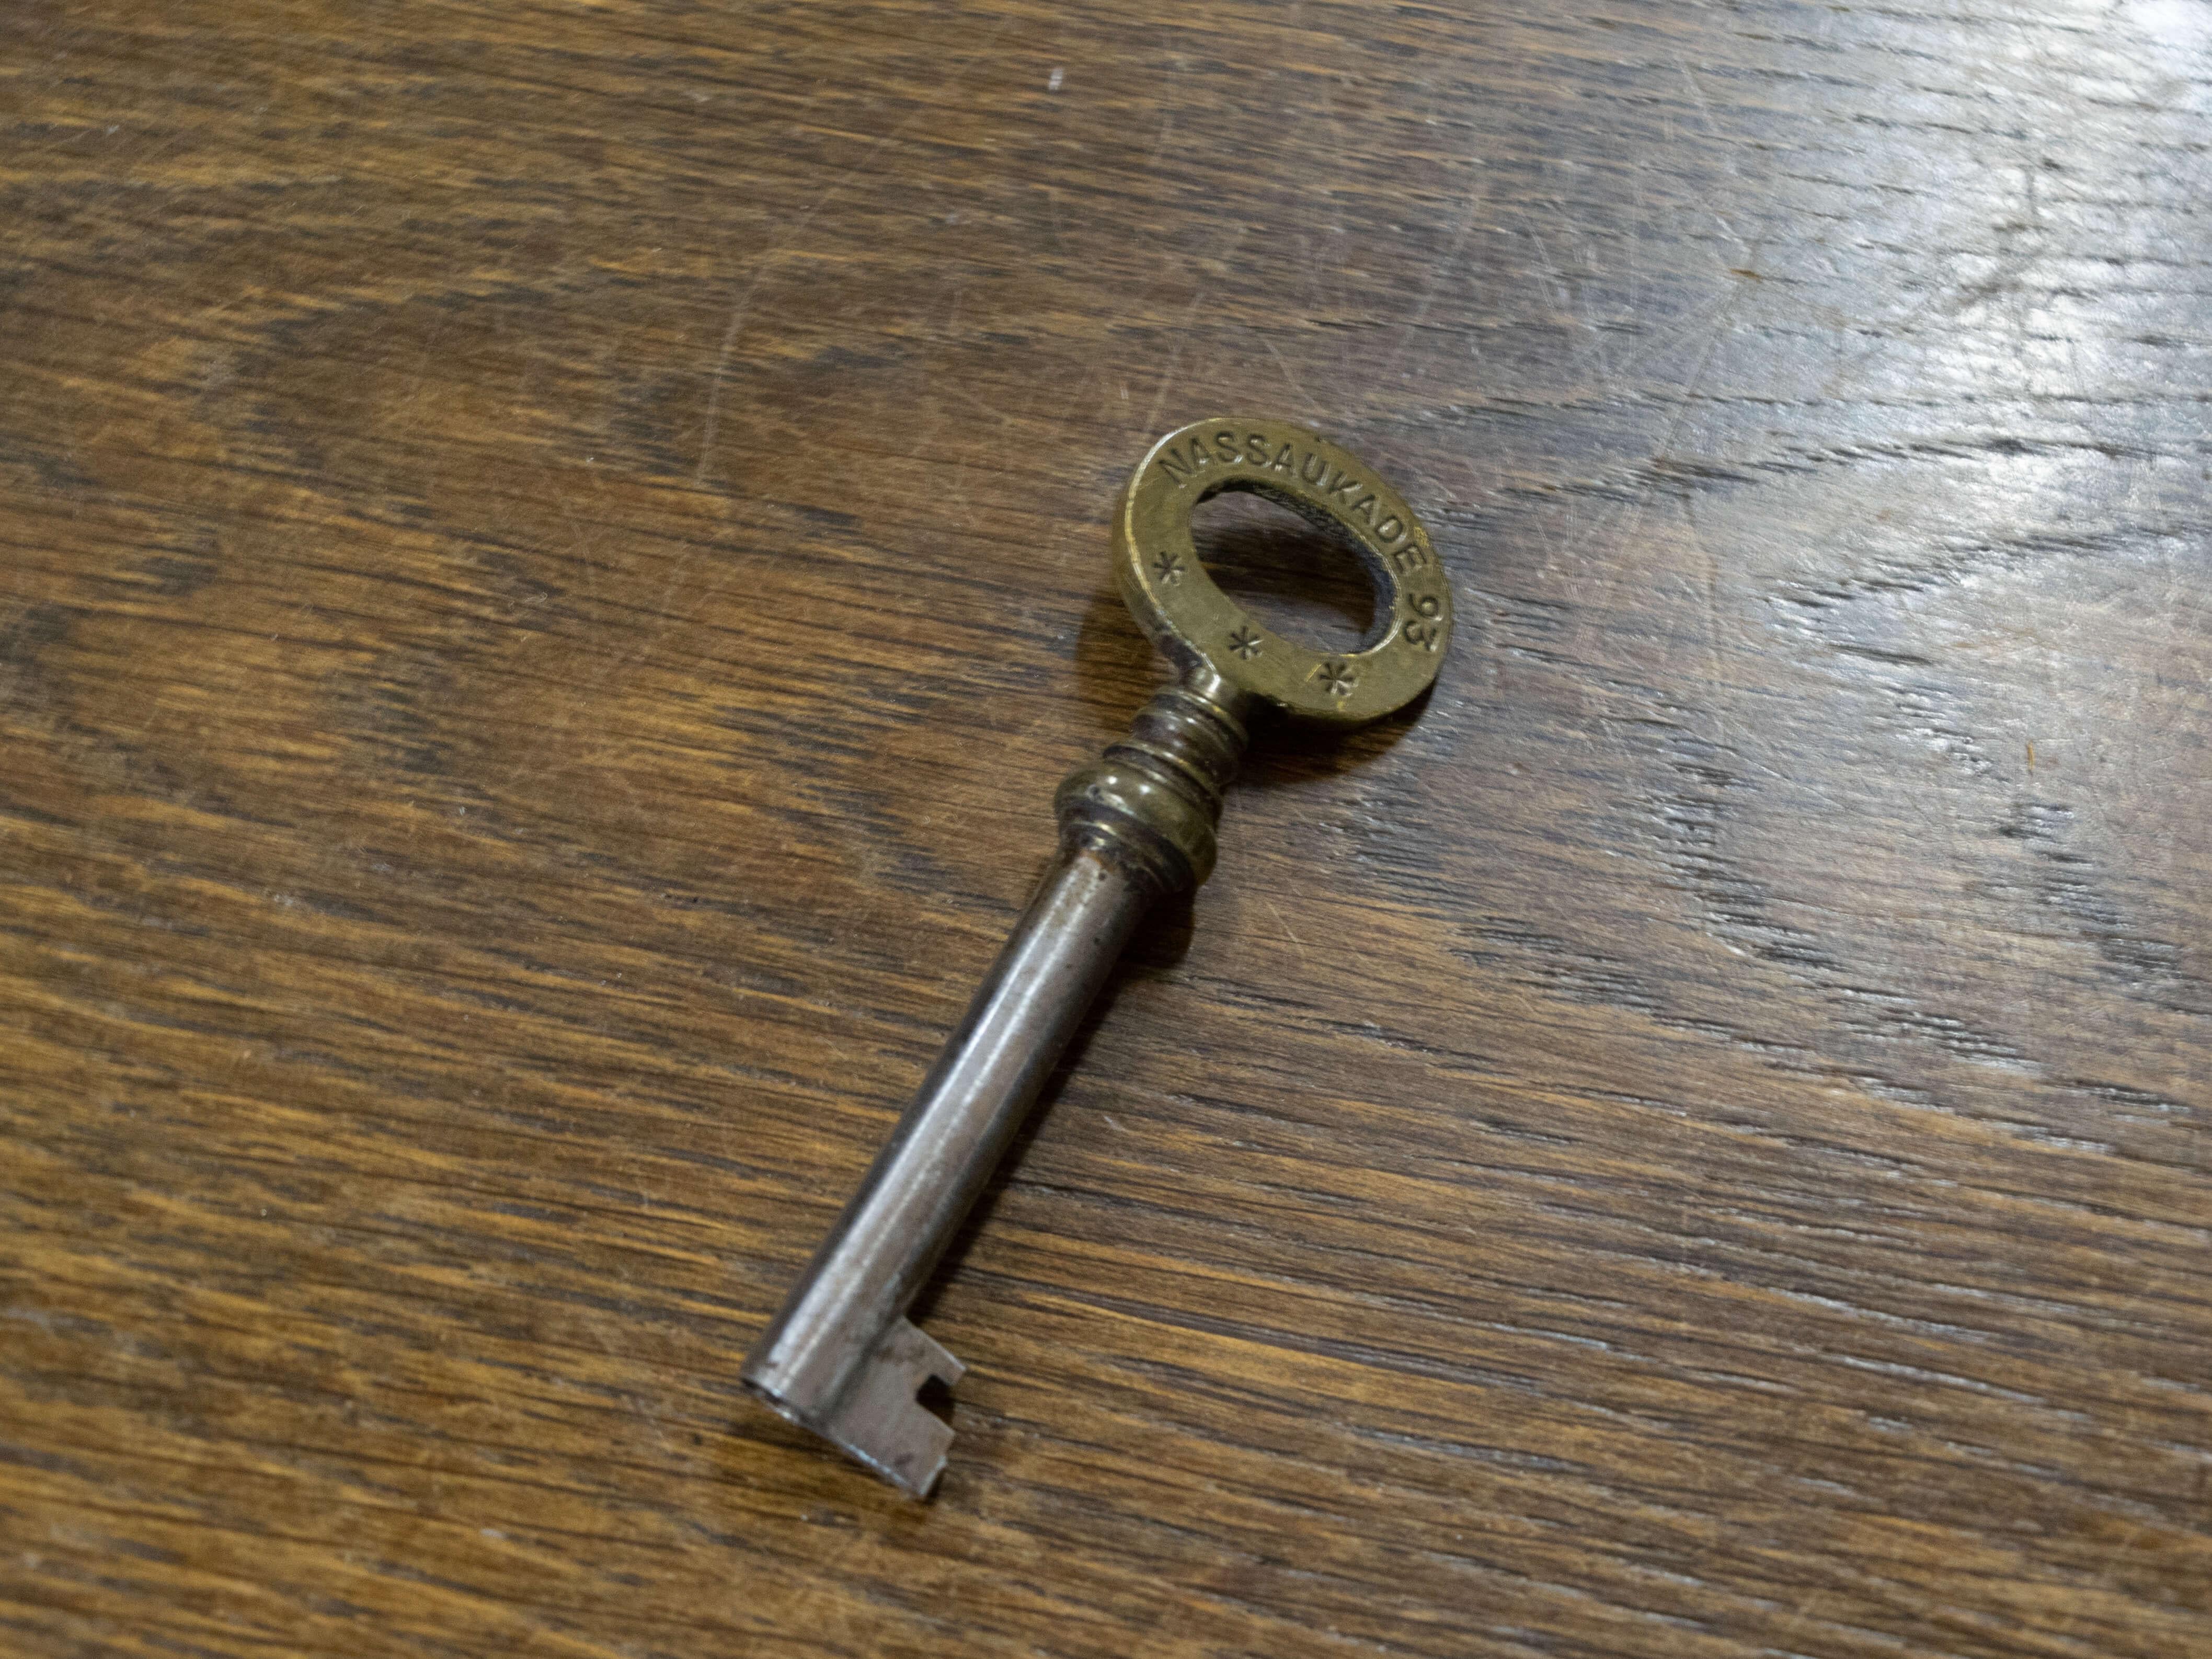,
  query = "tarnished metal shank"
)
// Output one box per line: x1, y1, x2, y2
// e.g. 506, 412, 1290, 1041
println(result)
738, 678, 1248, 1493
